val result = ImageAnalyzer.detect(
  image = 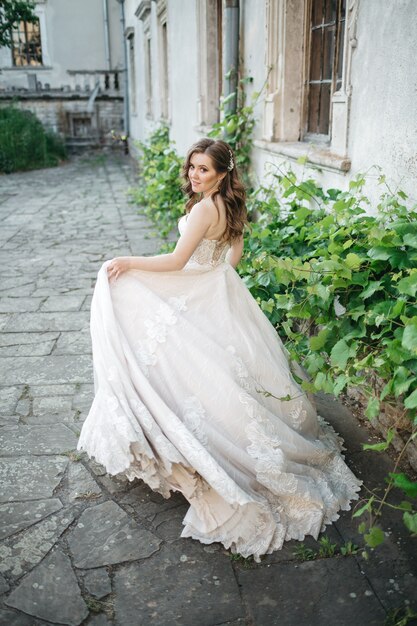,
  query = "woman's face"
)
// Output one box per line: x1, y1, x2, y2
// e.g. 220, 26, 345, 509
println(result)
188, 152, 224, 196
